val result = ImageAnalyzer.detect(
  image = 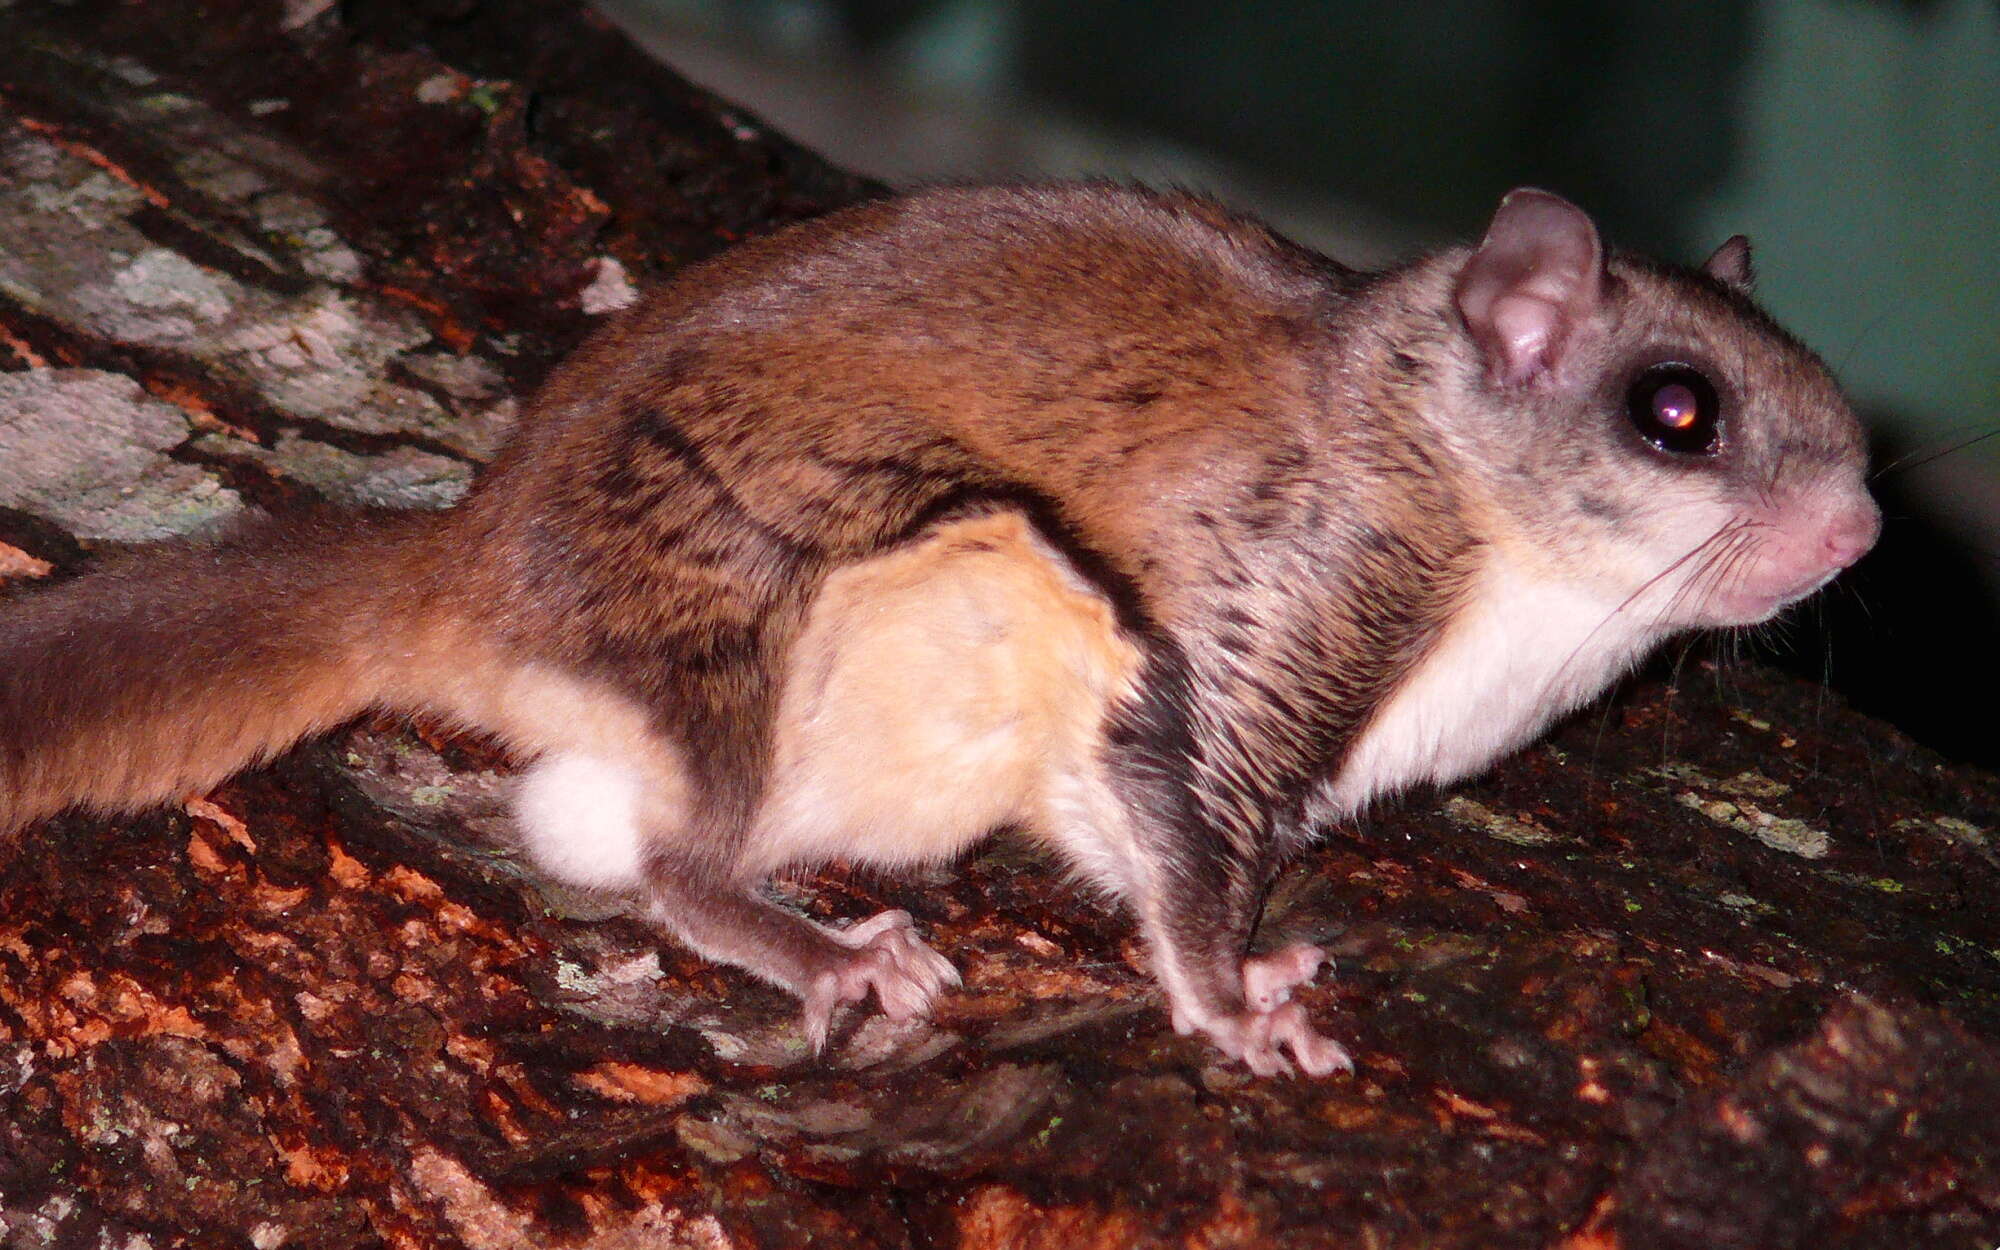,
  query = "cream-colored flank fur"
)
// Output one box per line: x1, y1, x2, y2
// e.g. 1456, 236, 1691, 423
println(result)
513, 512, 1145, 894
